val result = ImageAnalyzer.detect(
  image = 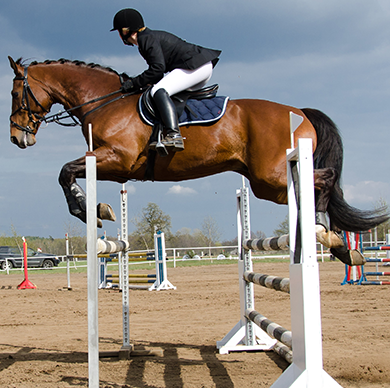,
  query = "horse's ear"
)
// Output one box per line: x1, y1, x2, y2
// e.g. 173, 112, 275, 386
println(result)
8, 56, 22, 77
